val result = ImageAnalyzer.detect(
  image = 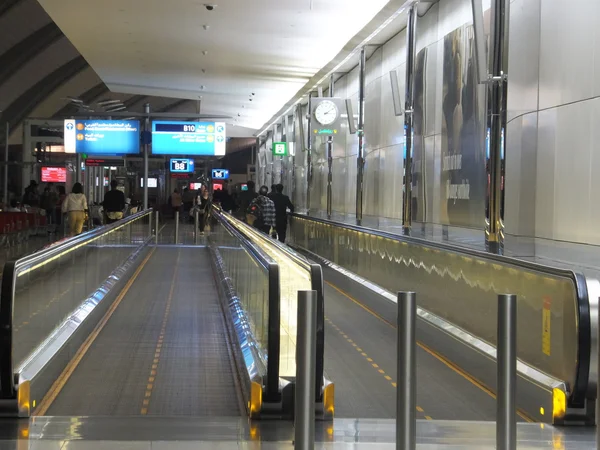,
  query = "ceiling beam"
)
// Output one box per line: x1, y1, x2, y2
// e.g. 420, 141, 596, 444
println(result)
51, 82, 109, 118
123, 95, 148, 110
0, 23, 64, 86
157, 99, 189, 113
2, 56, 88, 130
0, 0, 22, 18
